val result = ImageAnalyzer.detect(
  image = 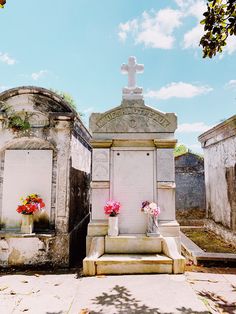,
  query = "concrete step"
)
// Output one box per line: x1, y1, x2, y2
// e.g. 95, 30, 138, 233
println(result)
96, 253, 173, 275
105, 234, 162, 254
